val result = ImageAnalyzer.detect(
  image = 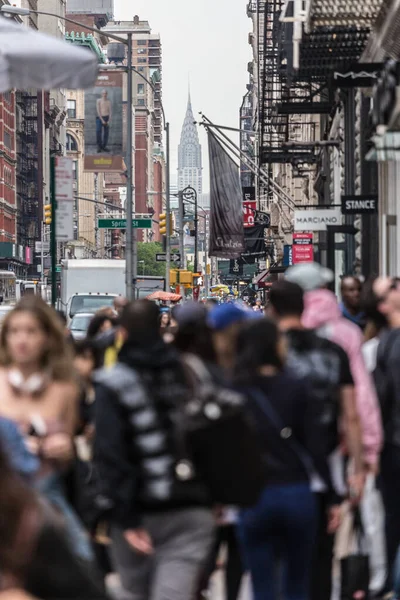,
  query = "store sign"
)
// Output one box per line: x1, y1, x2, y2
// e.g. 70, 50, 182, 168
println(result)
292, 232, 313, 264
341, 195, 378, 215
283, 244, 293, 267
243, 201, 256, 228
294, 209, 341, 231
242, 187, 256, 229
55, 157, 74, 242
